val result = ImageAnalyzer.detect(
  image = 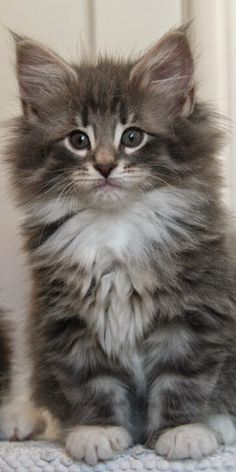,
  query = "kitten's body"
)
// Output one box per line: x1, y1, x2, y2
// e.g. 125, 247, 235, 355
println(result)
25, 186, 236, 440
2, 29, 236, 464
